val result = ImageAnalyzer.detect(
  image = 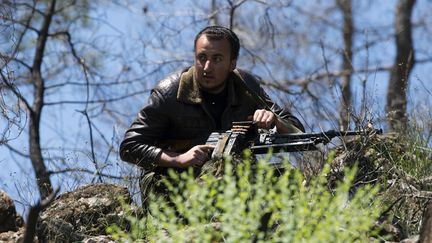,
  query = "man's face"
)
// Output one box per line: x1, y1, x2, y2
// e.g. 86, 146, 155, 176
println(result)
194, 35, 237, 94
